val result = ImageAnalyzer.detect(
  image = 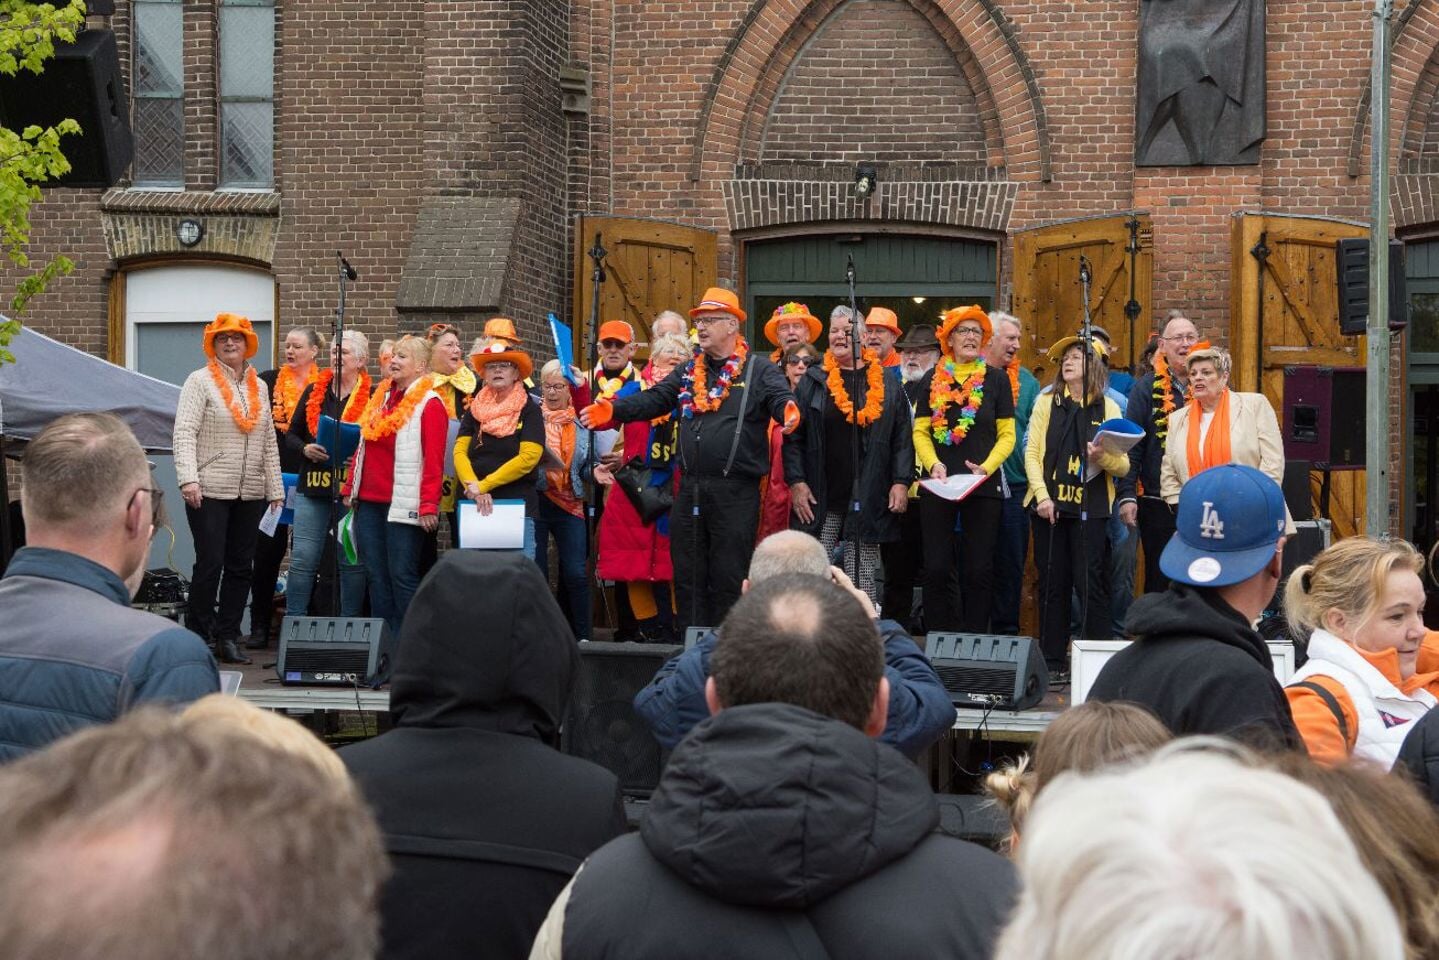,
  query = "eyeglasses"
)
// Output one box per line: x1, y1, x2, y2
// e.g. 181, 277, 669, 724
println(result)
540, 381, 569, 392
785, 356, 816, 367
1163, 332, 1200, 344
213, 332, 246, 344
598, 339, 629, 350
692, 316, 733, 328
427, 323, 461, 341
954, 326, 984, 338
129, 486, 166, 529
